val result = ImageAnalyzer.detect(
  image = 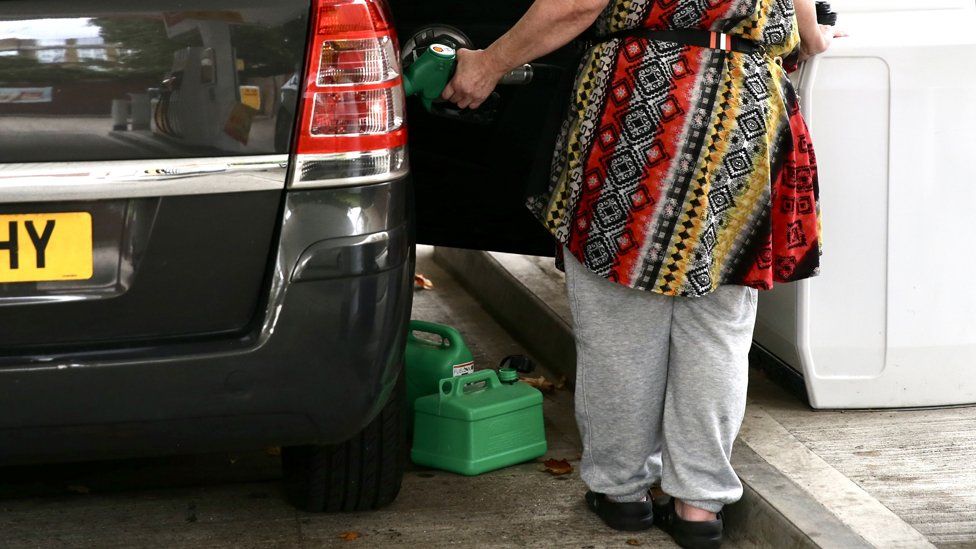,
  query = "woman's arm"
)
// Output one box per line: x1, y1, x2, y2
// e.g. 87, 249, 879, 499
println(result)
794, 0, 844, 61
441, 0, 610, 109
